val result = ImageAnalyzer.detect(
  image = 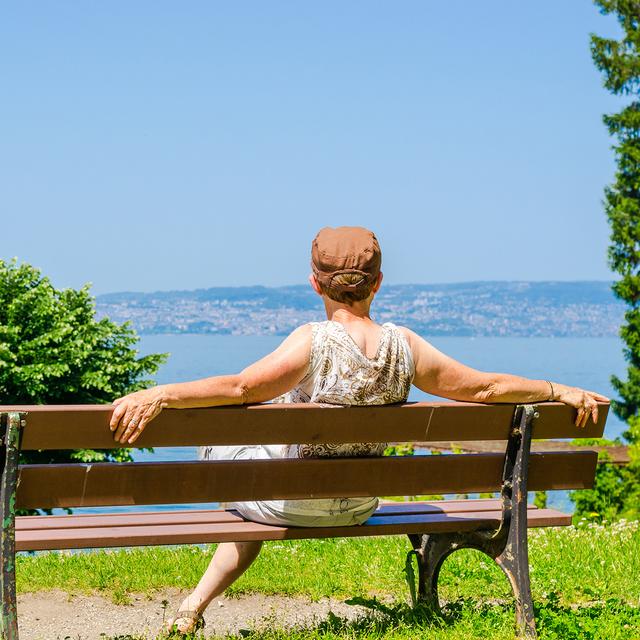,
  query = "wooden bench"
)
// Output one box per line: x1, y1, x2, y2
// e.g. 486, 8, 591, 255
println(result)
0, 401, 607, 639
